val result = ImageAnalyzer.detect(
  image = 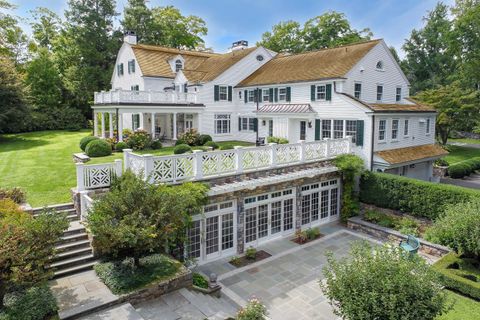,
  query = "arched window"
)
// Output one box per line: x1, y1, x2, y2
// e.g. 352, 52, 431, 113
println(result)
175, 59, 183, 72
376, 60, 383, 70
